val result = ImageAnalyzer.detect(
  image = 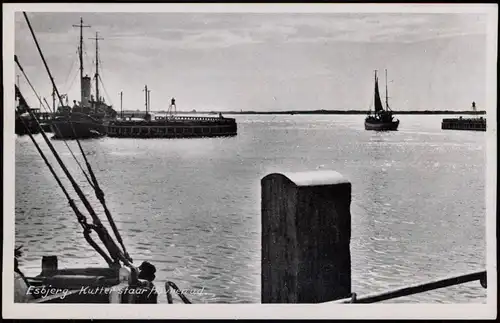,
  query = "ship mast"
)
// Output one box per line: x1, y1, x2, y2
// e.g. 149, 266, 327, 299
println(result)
72, 18, 90, 108
90, 32, 103, 113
